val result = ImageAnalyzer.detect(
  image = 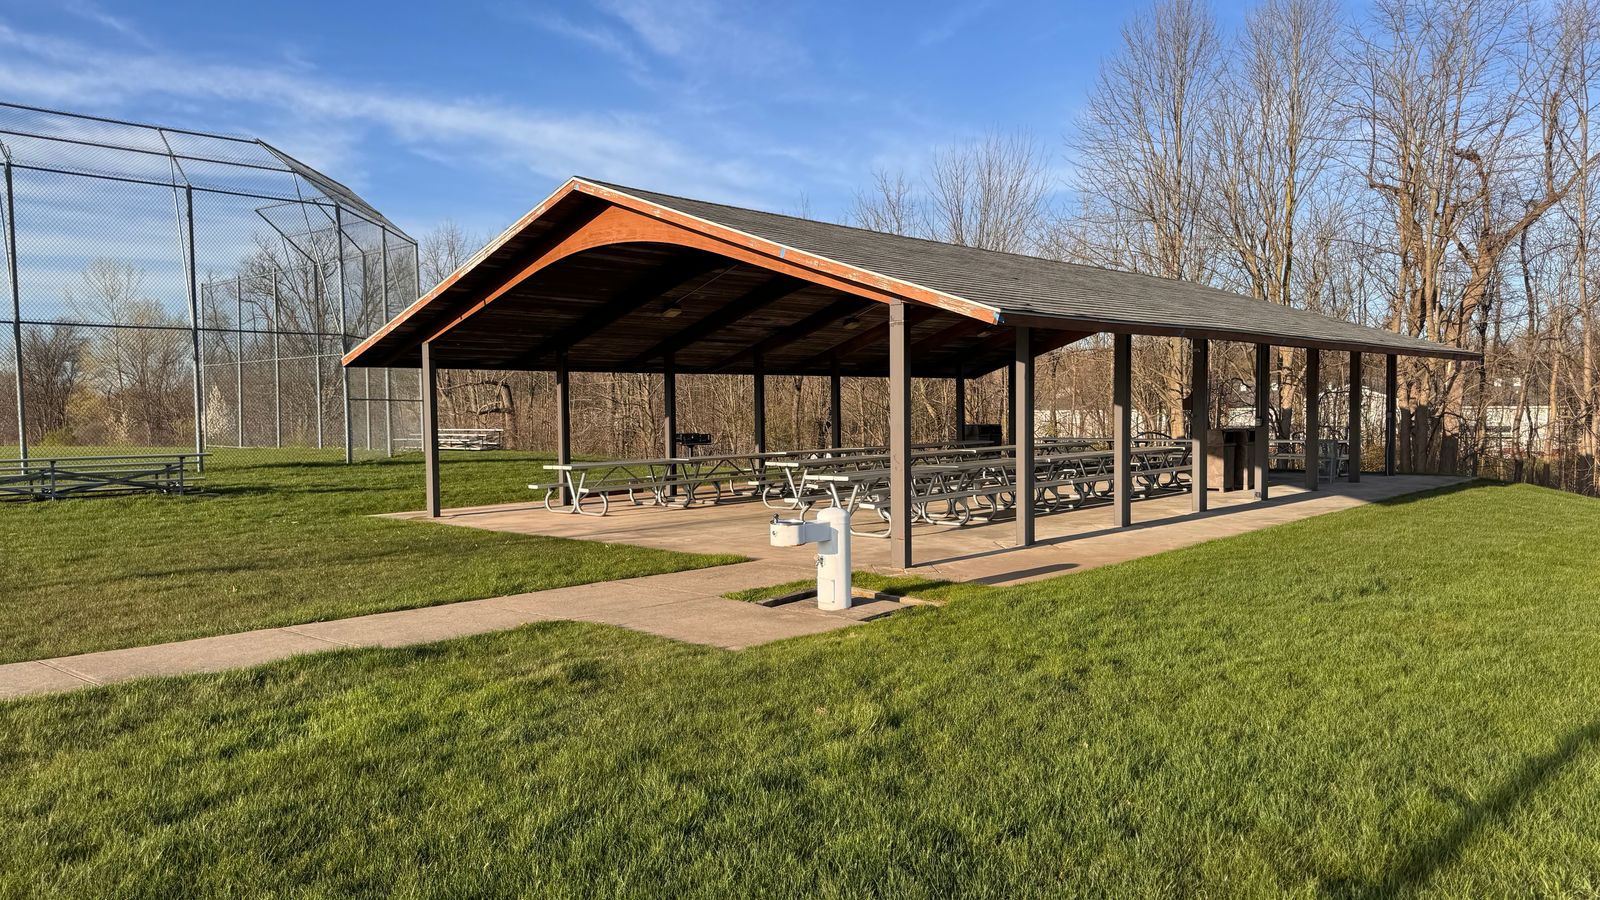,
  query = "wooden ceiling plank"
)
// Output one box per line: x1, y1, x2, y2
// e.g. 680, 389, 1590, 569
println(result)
708, 298, 867, 373
628, 274, 809, 366
788, 305, 940, 372
506, 254, 729, 369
